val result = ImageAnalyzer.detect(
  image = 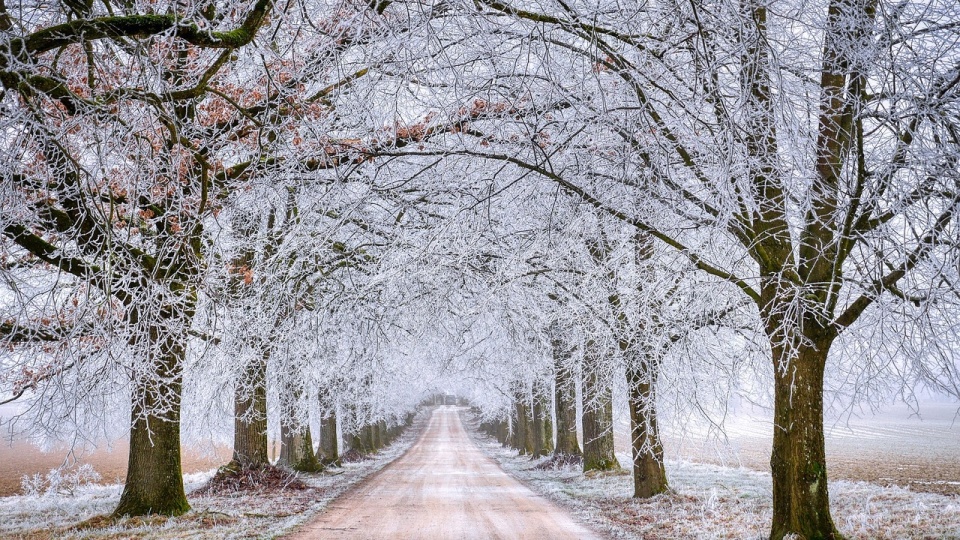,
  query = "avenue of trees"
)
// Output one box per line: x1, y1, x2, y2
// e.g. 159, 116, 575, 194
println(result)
2, 0, 958, 538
